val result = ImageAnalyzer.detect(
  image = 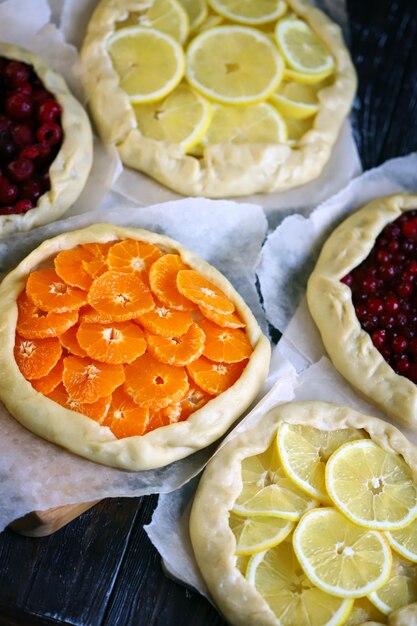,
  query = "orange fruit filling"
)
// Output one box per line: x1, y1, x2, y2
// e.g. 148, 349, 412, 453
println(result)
13, 238, 254, 439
